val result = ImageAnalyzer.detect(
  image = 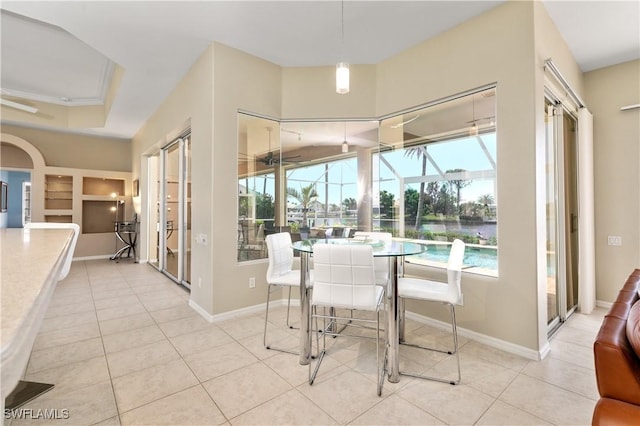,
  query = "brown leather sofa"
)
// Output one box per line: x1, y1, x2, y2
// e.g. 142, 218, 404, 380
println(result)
592, 269, 640, 425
